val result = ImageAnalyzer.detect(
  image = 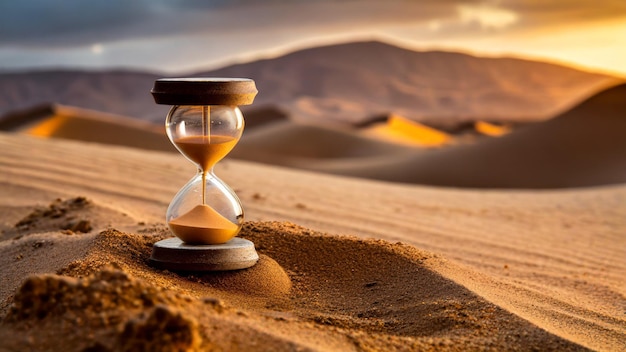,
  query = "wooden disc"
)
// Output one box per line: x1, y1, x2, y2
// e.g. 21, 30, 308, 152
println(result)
149, 237, 259, 271
151, 78, 257, 106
